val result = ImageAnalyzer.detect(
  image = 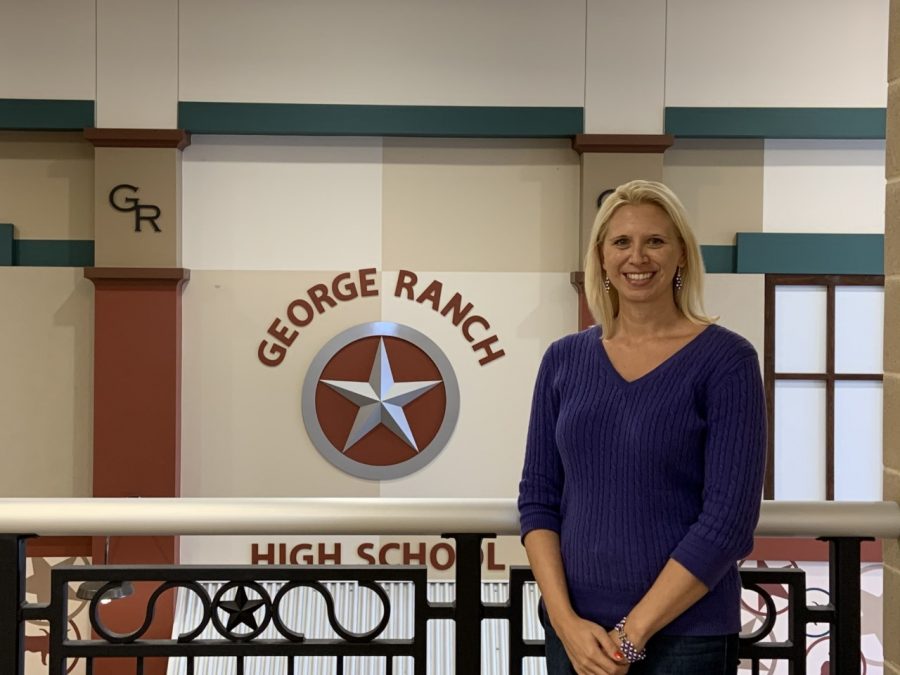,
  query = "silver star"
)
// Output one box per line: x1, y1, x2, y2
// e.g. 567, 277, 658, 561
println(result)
322, 338, 440, 452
